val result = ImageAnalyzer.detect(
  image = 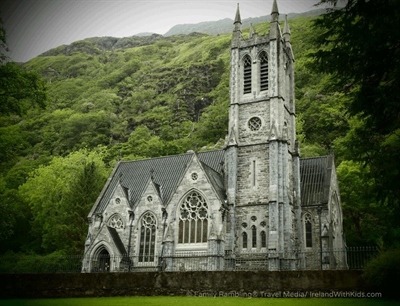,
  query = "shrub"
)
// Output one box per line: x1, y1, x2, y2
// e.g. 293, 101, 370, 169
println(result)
362, 249, 400, 298
0, 251, 82, 273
